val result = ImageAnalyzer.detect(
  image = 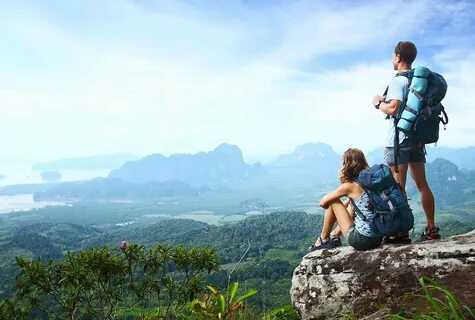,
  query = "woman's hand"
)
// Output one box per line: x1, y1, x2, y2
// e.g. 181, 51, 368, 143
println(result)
319, 183, 352, 209
319, 197, 329, 209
